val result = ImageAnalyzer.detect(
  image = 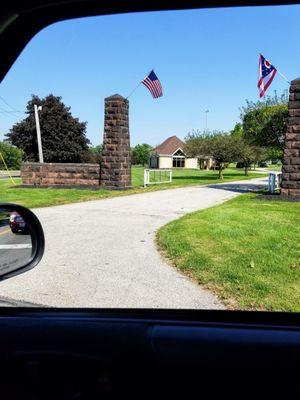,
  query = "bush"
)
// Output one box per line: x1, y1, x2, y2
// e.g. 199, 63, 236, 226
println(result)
0, 142, 23, 170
